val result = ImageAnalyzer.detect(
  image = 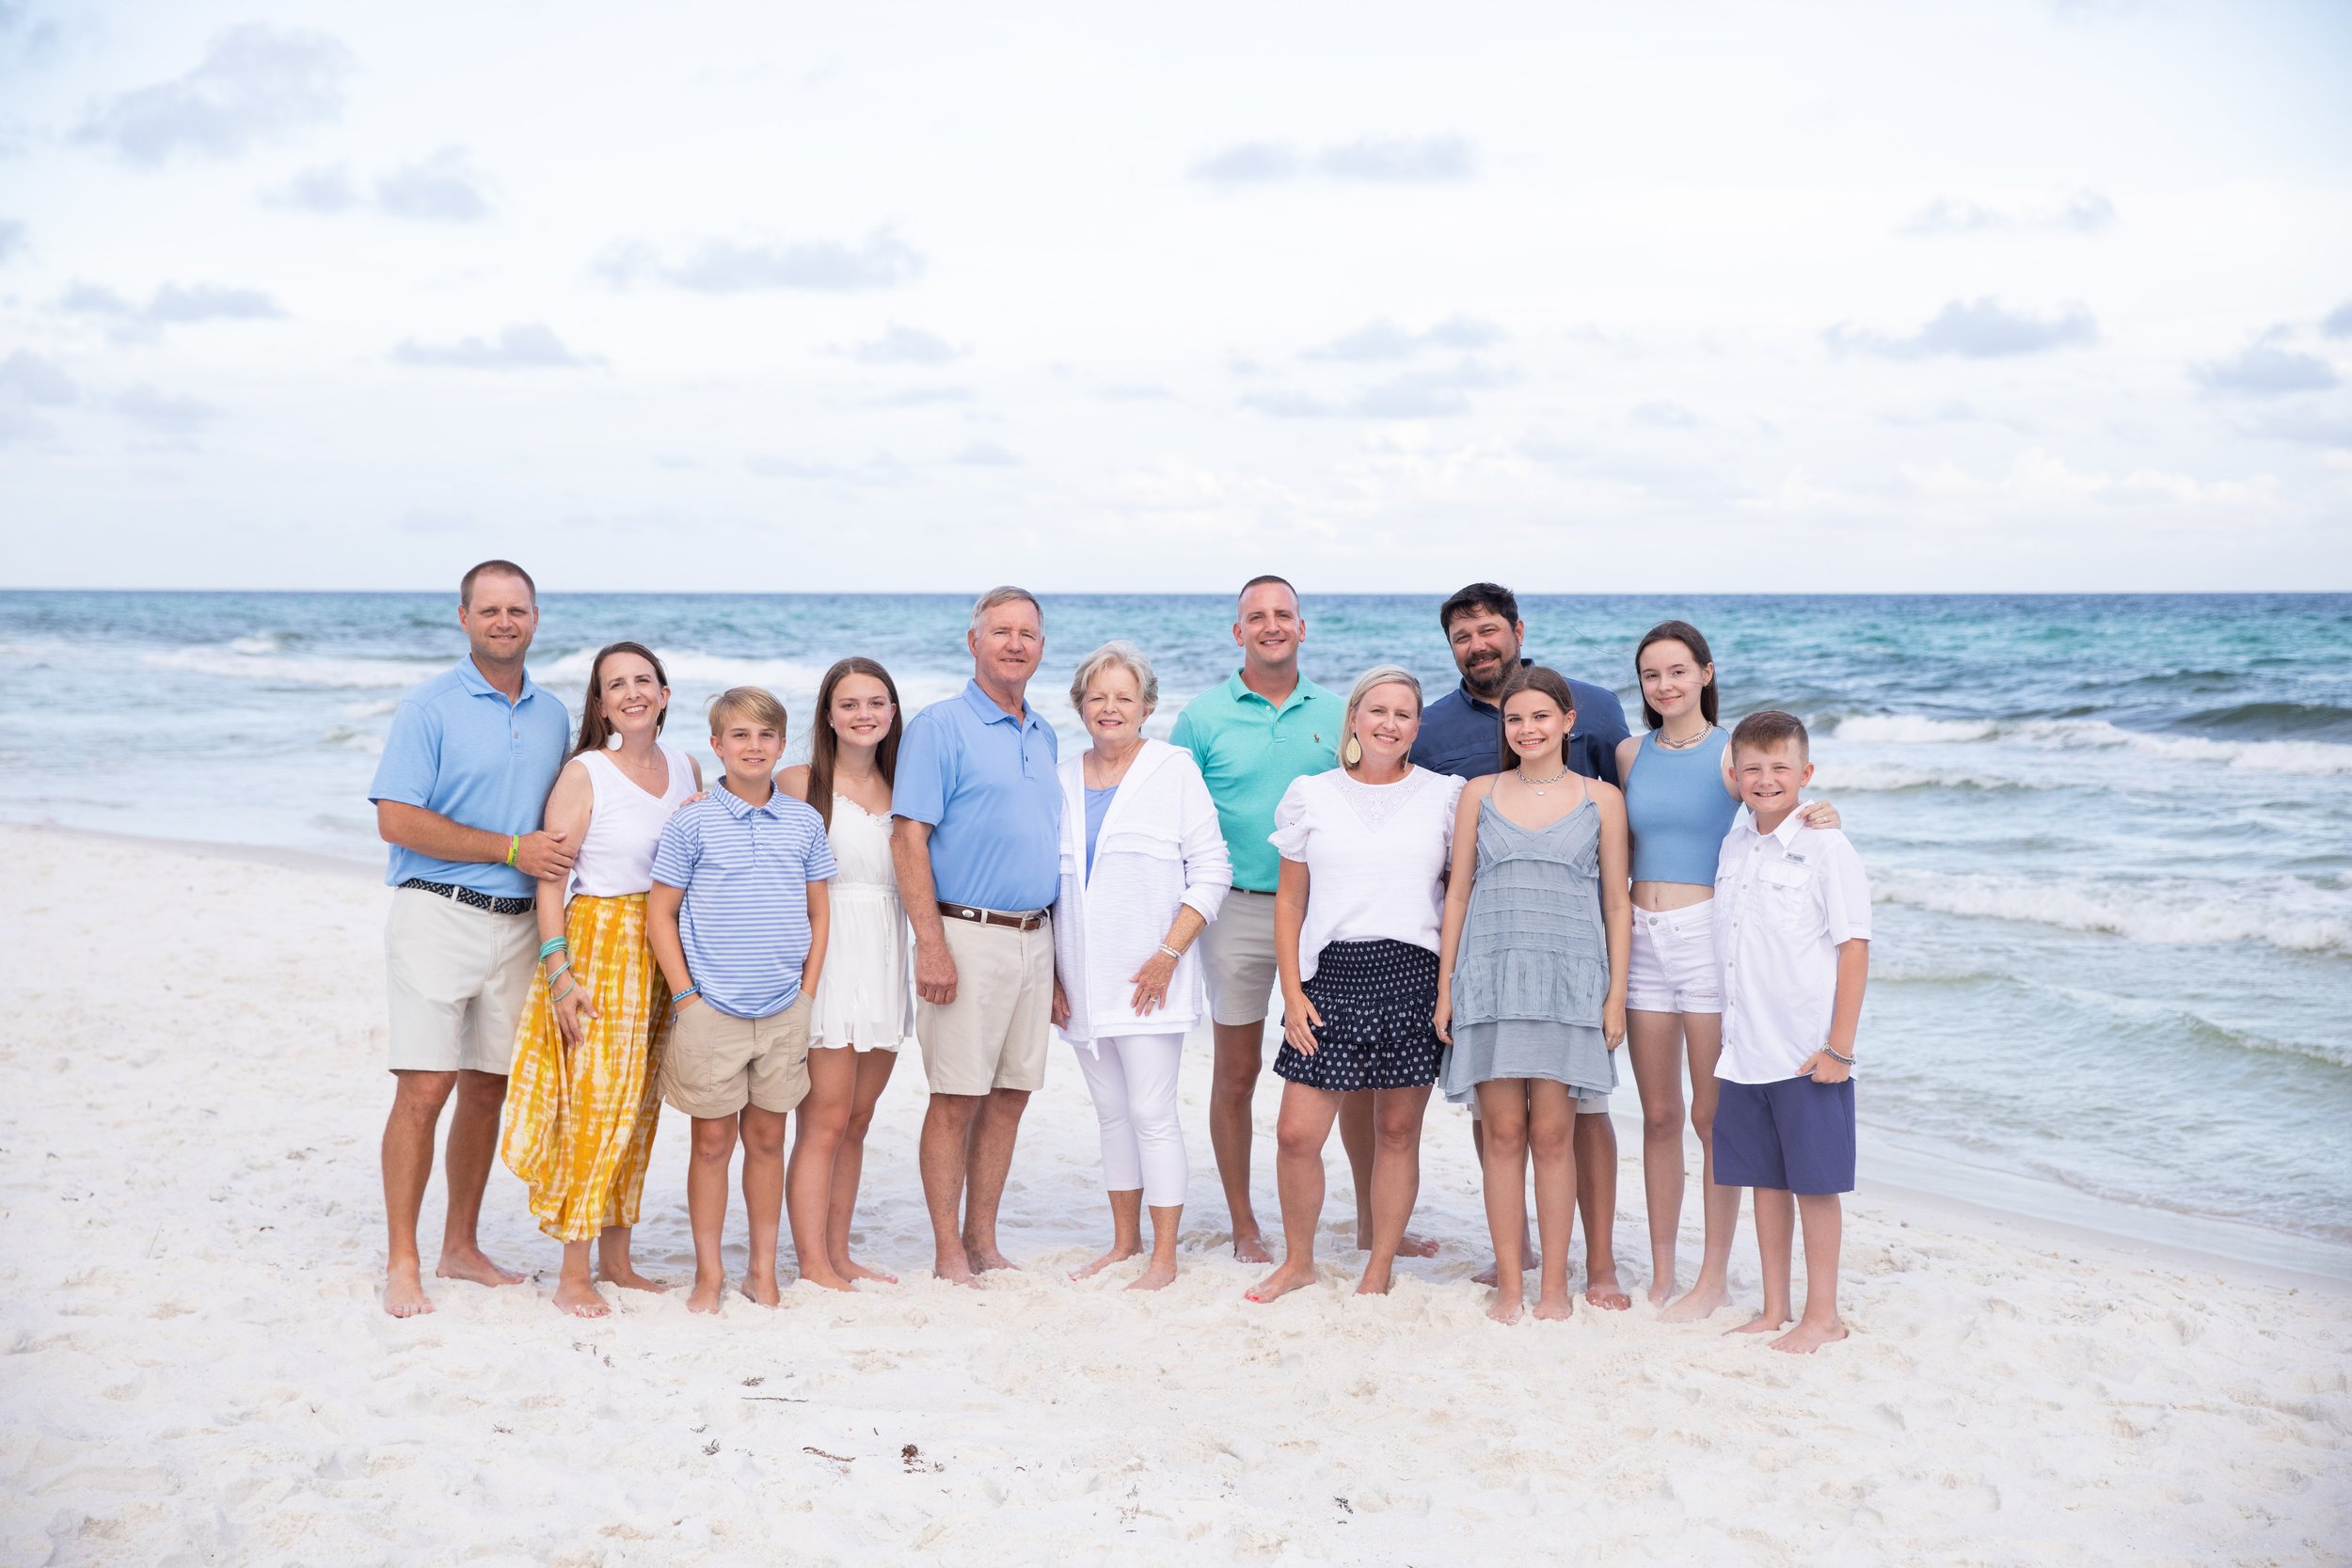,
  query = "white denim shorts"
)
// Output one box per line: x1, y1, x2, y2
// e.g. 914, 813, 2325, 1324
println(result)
1627, 900, 1723, 1015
